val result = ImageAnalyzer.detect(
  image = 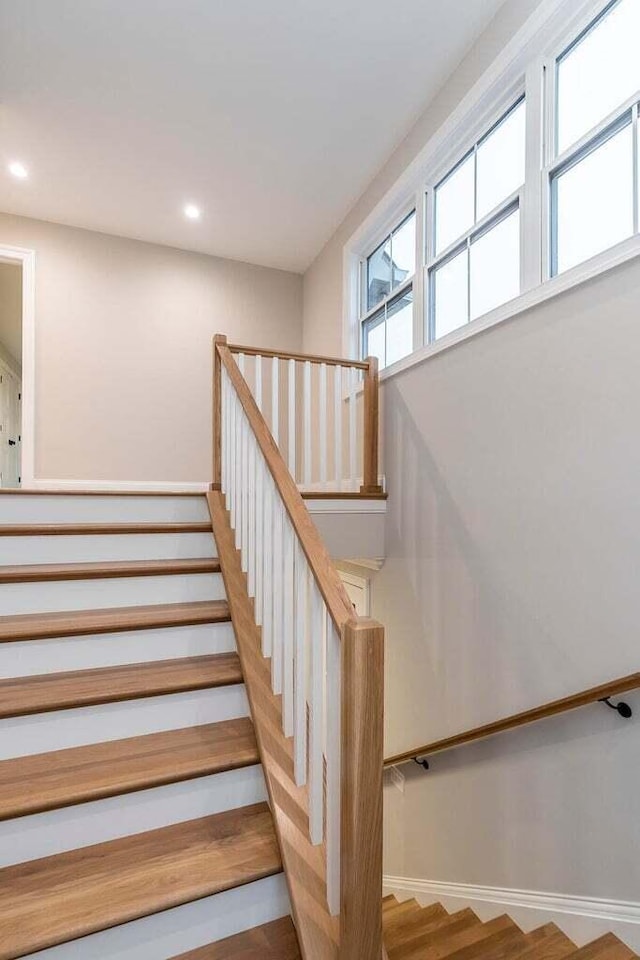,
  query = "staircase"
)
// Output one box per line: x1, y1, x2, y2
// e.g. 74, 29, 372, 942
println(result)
0, 491, 296, 959
382, 897, 638, 960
